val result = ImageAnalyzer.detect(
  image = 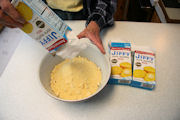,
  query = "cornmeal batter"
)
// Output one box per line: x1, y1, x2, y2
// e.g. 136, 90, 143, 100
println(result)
51, 56, 102, 100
